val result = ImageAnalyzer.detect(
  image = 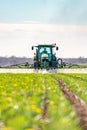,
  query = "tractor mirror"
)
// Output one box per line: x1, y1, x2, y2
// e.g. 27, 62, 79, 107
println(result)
56, 46, 58, 50
32, 46, 34, 50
